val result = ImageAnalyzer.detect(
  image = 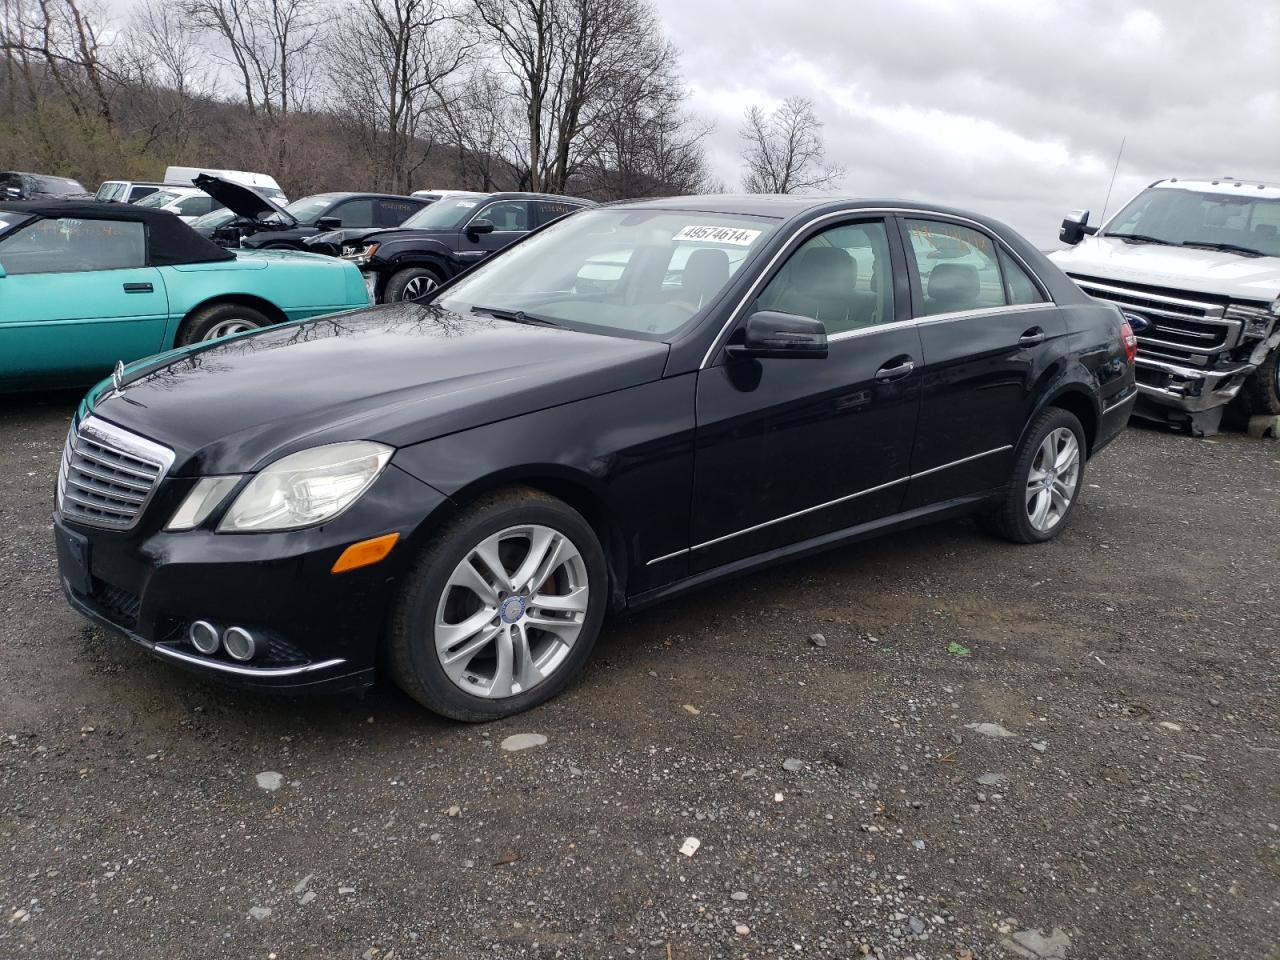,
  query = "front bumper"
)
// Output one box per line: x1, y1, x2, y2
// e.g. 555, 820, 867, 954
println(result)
53, 463, 450, 694
1133, 355, 1254, 413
